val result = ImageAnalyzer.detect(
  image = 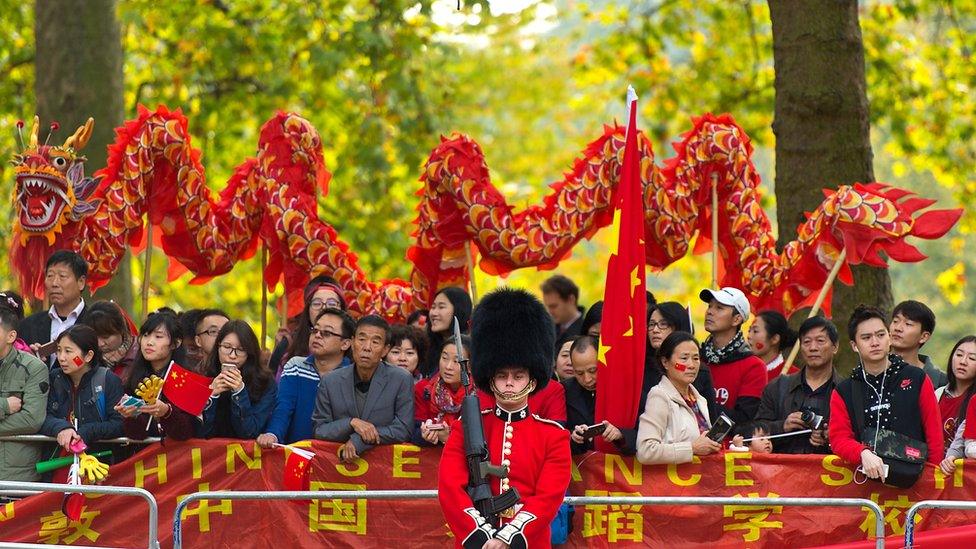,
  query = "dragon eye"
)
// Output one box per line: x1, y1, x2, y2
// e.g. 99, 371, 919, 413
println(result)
53, 157, 67, 168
